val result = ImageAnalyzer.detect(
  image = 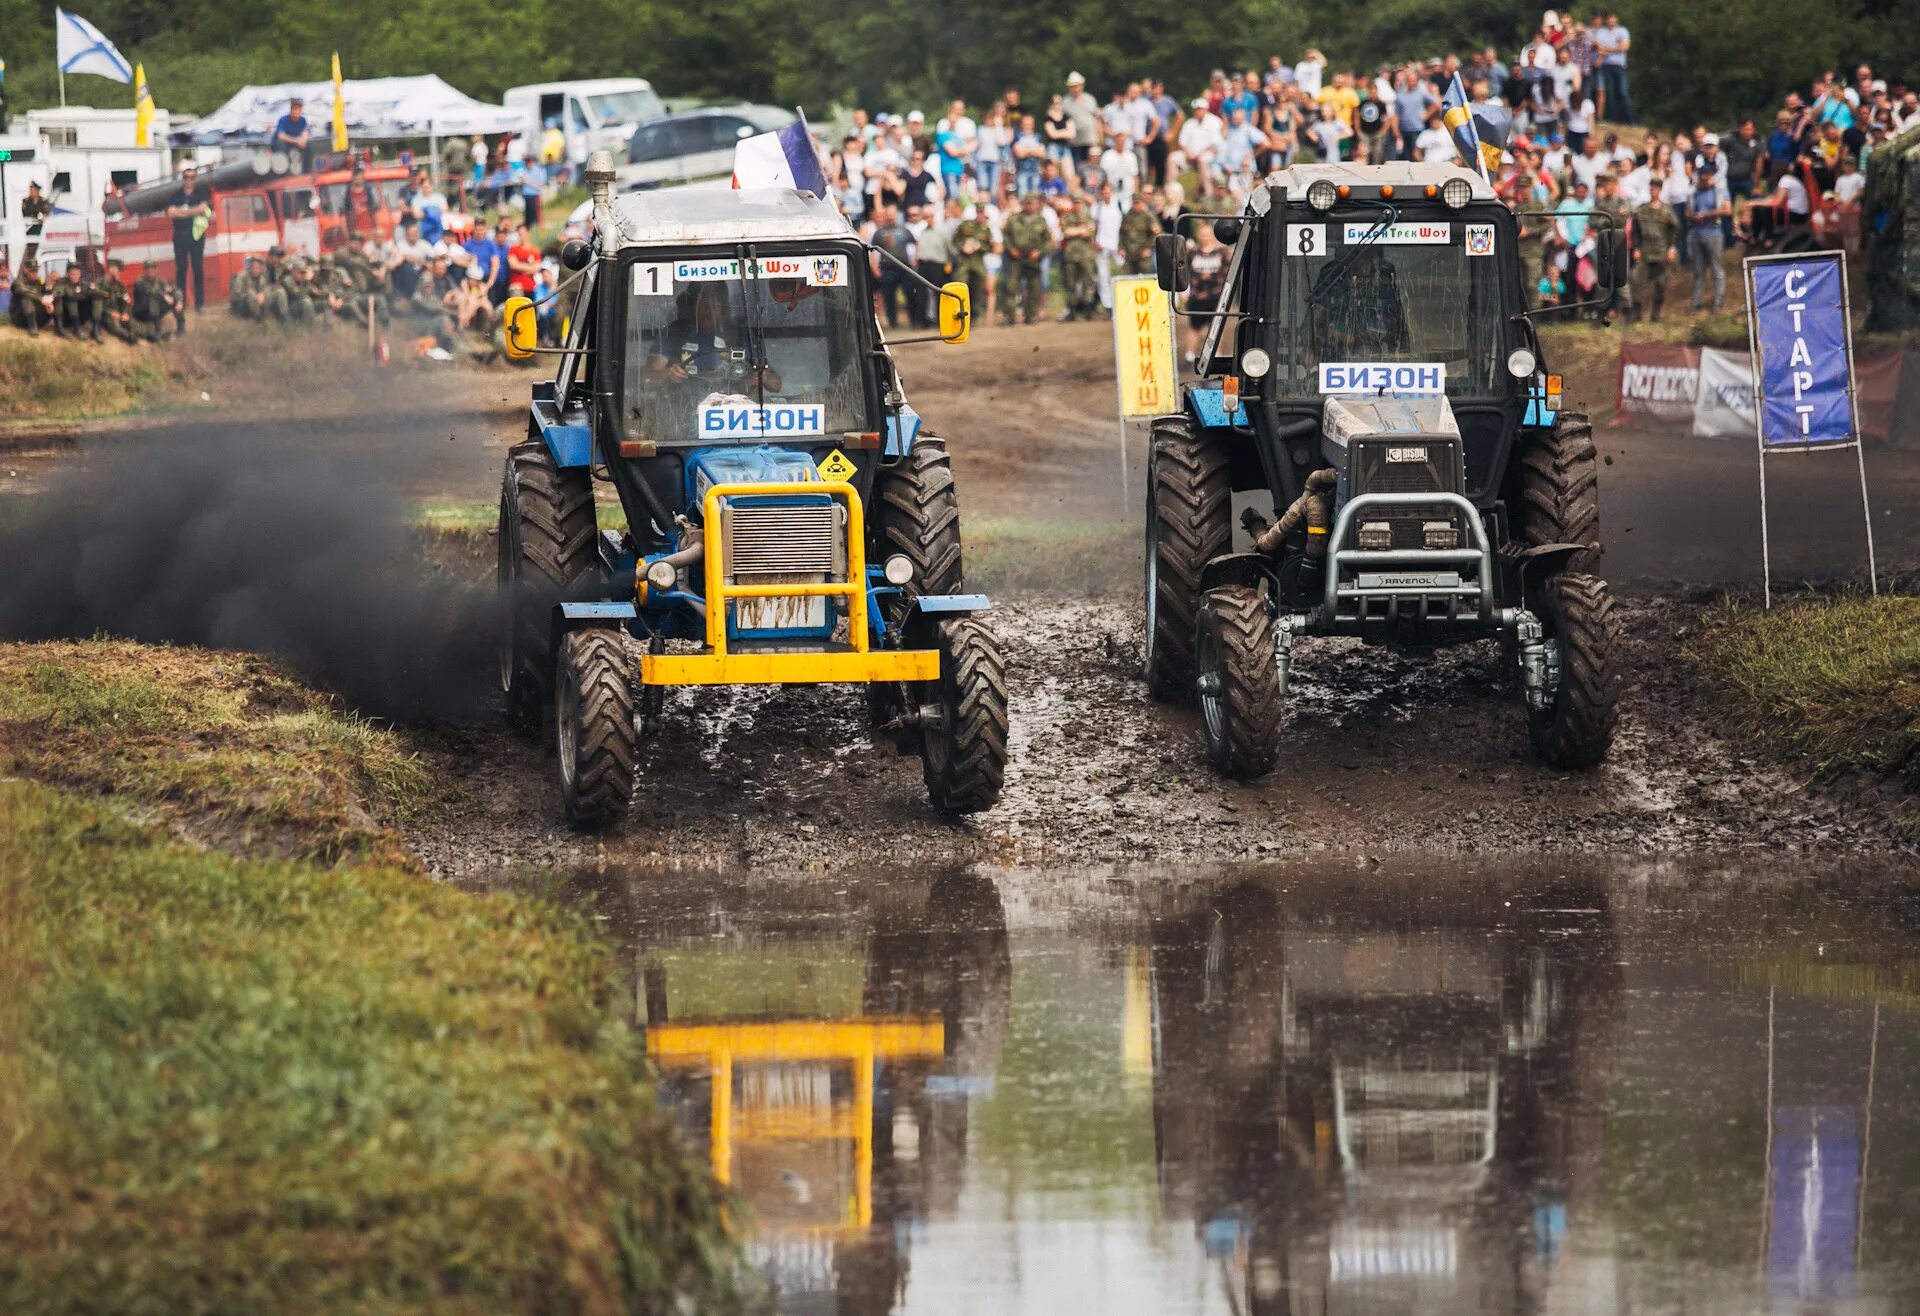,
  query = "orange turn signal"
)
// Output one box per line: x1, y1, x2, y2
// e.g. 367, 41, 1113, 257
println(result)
1380, 184, 1395, 199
